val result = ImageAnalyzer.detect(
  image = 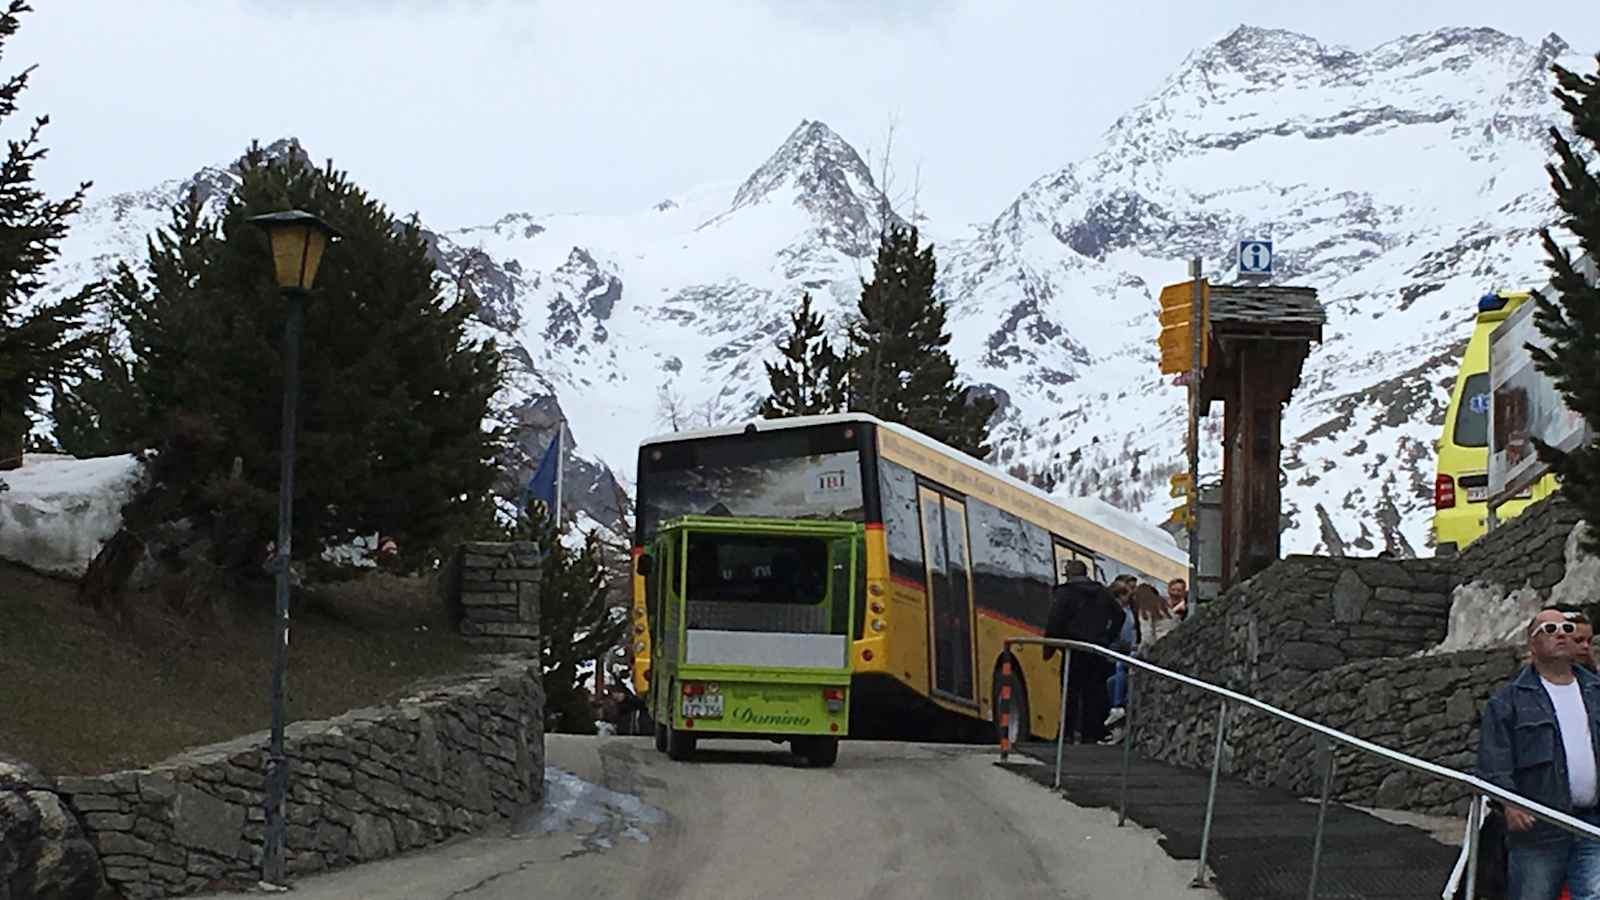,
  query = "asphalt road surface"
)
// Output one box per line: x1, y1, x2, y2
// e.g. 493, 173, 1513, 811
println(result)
199, 735, 1219, 900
